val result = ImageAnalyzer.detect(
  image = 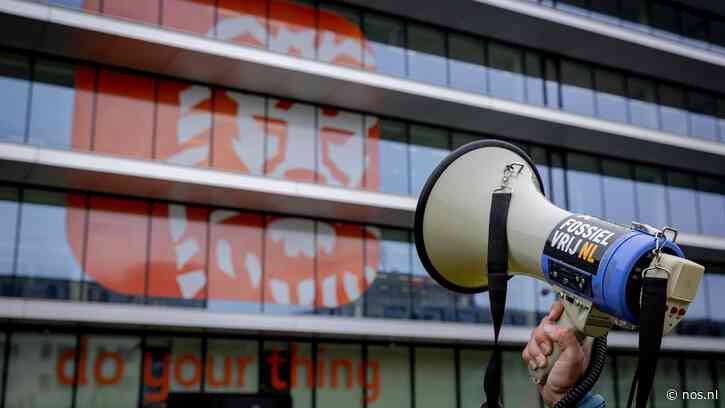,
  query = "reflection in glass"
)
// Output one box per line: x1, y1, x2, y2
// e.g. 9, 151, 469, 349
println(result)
317, 108, 364, 188
489, 43, 525, 102
102, 0, 161, 24
318, 4, 363, 69
363, 13, 405, 77
602, 160, 636, 226
147, 203, 208, 308
634, 166, 668, 227
143, 337, 203, 405
161, 0, 215, 36
448, 33, 486, 94
84, 195, 150, 304
406, 24, 447, 86
265, 99, 316, 183
316, 222, 365, 317
268, 0, 316, 59
205, 339, 258, 393
525, 52, 545, 106
261, 341, 313, 407
665, 172, 699, 234
5, 332, 77, 407
0, 51, 30, 143
688, 91, 718, 141
696, 177, 725, 237
677, 274, 709, 335
212, 90, 266, 175
216, 0, 268, 48
75, 335, 142, 408
263, 217, 315, 314
368, 345, 411, 407
412, 237, 455, 322
530, 146, 550, 197
16, 190, 85, 300
545, 58, 560, 109
627, 77, 659, 129
208, 210, 264, 313
364, 228, 411, 319
706, 273, 725, 335
658, 84, 689, 136
0, 187, 19, 295
595, 69, 627, 123
94, 69, 155, 159
316, 343, 363, 407
451, 132, 479, 150
566, 153, 603, 217
550, 152, 567, 209
409, 125, 449, 196
561, 60, 595, 116
28, 59, 94, 150
367, 117, 408, 195
718, 99, 725, 142
414, 348, 455, 408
